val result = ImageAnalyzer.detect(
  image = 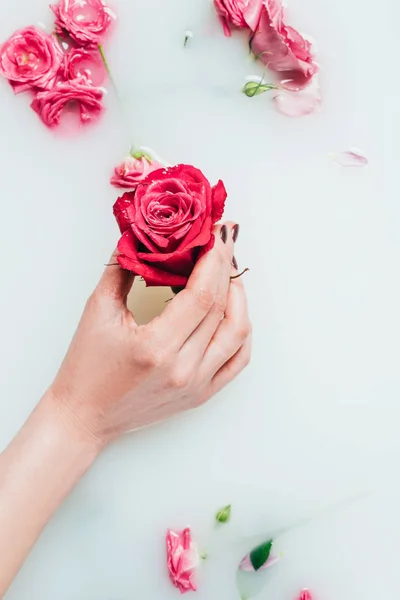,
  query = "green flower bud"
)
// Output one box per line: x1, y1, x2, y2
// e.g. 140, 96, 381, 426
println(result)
243, 81, 278, 97
216, 504, 232, 524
